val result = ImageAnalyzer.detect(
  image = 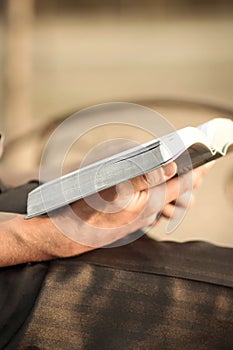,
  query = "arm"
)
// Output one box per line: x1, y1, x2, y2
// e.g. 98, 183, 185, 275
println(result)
0, 162, 212, 267
0, 213, 94, 267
